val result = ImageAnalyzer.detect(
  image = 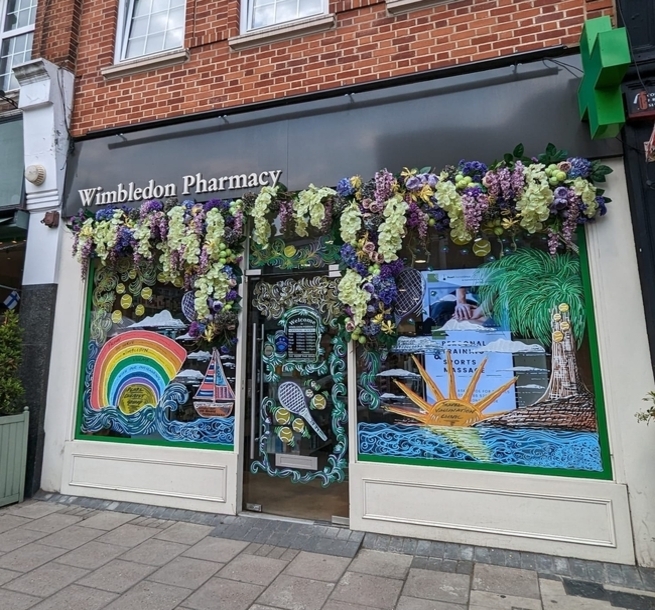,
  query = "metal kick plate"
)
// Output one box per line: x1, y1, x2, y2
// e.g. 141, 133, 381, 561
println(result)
275, 453, 318, 470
